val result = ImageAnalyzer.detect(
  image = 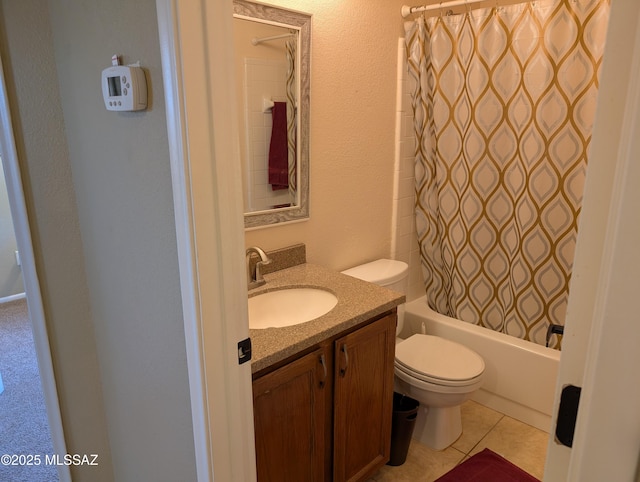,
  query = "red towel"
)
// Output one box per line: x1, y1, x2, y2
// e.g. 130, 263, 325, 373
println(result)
268, 102, 289, 191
